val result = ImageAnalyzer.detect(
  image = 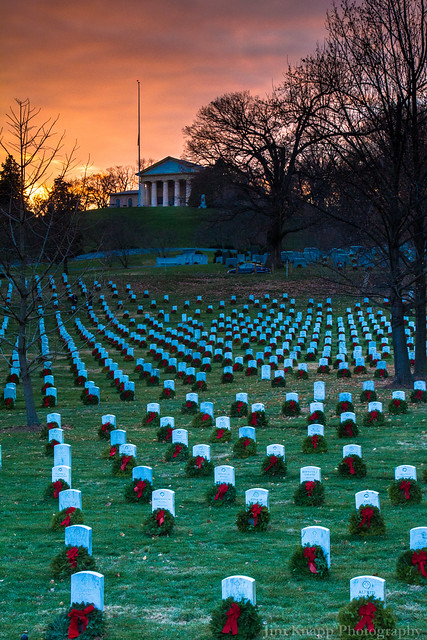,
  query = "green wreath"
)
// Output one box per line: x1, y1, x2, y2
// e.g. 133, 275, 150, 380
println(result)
236, 503, 270, 532
388, 398, 408, 414
192, 380, 208, 392
146, 375, 160, 387
302, 435, 328, 453
209, 597, 262, 640
396, 547, 427, 585
40, 421, 60, 439
336, 420, 359, 438
388, 479, 422, 505
294, 480, 325, 506
159, 387, 176, 400
307, 410, 325, 425
249, 411, 268, 428
360, 389, 377, 403
336, 401, 354, 415
410, 389, 427, 403
45, 602, 105, 640
50, 545, 96, 578
260, 454, 287, 477
230, 401, 248, 417
181, 399, 199, 414
337, 368, 352, 378
289, 544, 329, 579
221, 372, 234, 384
143, 508, 175, 536
157, 425, 174, 443
142, 411, 160, 427
337, 597, 396, 640
51, 507, 84, 531
206, 483, 237, 506
111, 454, 137, 477
97, 421, 115, 440
295, 369, 309, 380
271, 376, 286, 388
124, 478, 153, 503
282, 400, 300, 417
44, 479, 70, 500
338, 455, 367, 478
44, 440, 60, 456
164, 443, 189, 462
363, 411, 385, 426
185, 455, 214, 477
317, 364, 330, 374
100, 445, 119, 460
191, 412, 213, 428
374, 368, 388, 379
233, 436, 257, 459
348, 505, 385, 536
209, 427, 232, 443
